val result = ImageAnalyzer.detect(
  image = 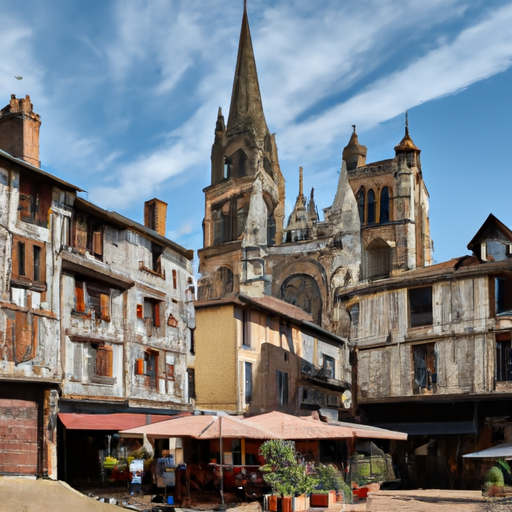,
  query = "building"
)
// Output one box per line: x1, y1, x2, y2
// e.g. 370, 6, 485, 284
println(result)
0, 94, 196, 481
335, 213, 512, 488
195, 294, 351, 417
195, 4, 512, 489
